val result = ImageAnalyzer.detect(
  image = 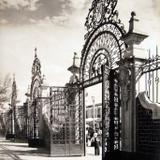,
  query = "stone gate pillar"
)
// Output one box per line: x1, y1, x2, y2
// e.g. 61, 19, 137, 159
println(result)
120, 12, 148, 152
28, 48, 44, 147
67, 52, 80, 144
